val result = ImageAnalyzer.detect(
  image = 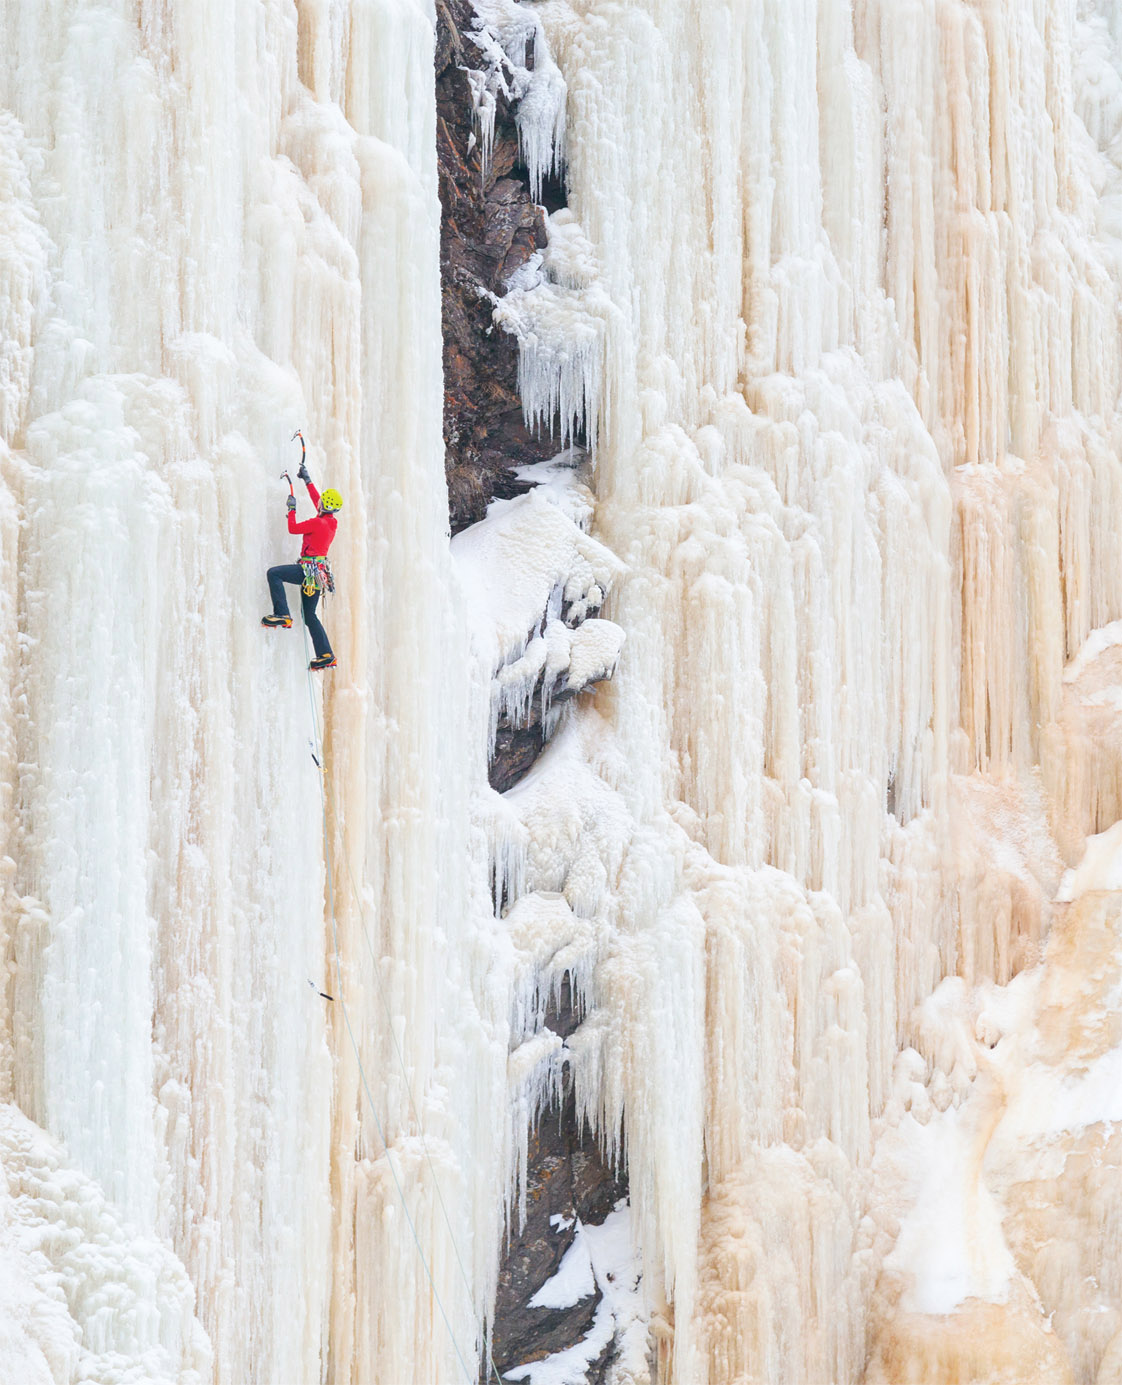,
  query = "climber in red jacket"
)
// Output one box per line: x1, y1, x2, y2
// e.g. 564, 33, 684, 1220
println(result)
262, 445, 342, 671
